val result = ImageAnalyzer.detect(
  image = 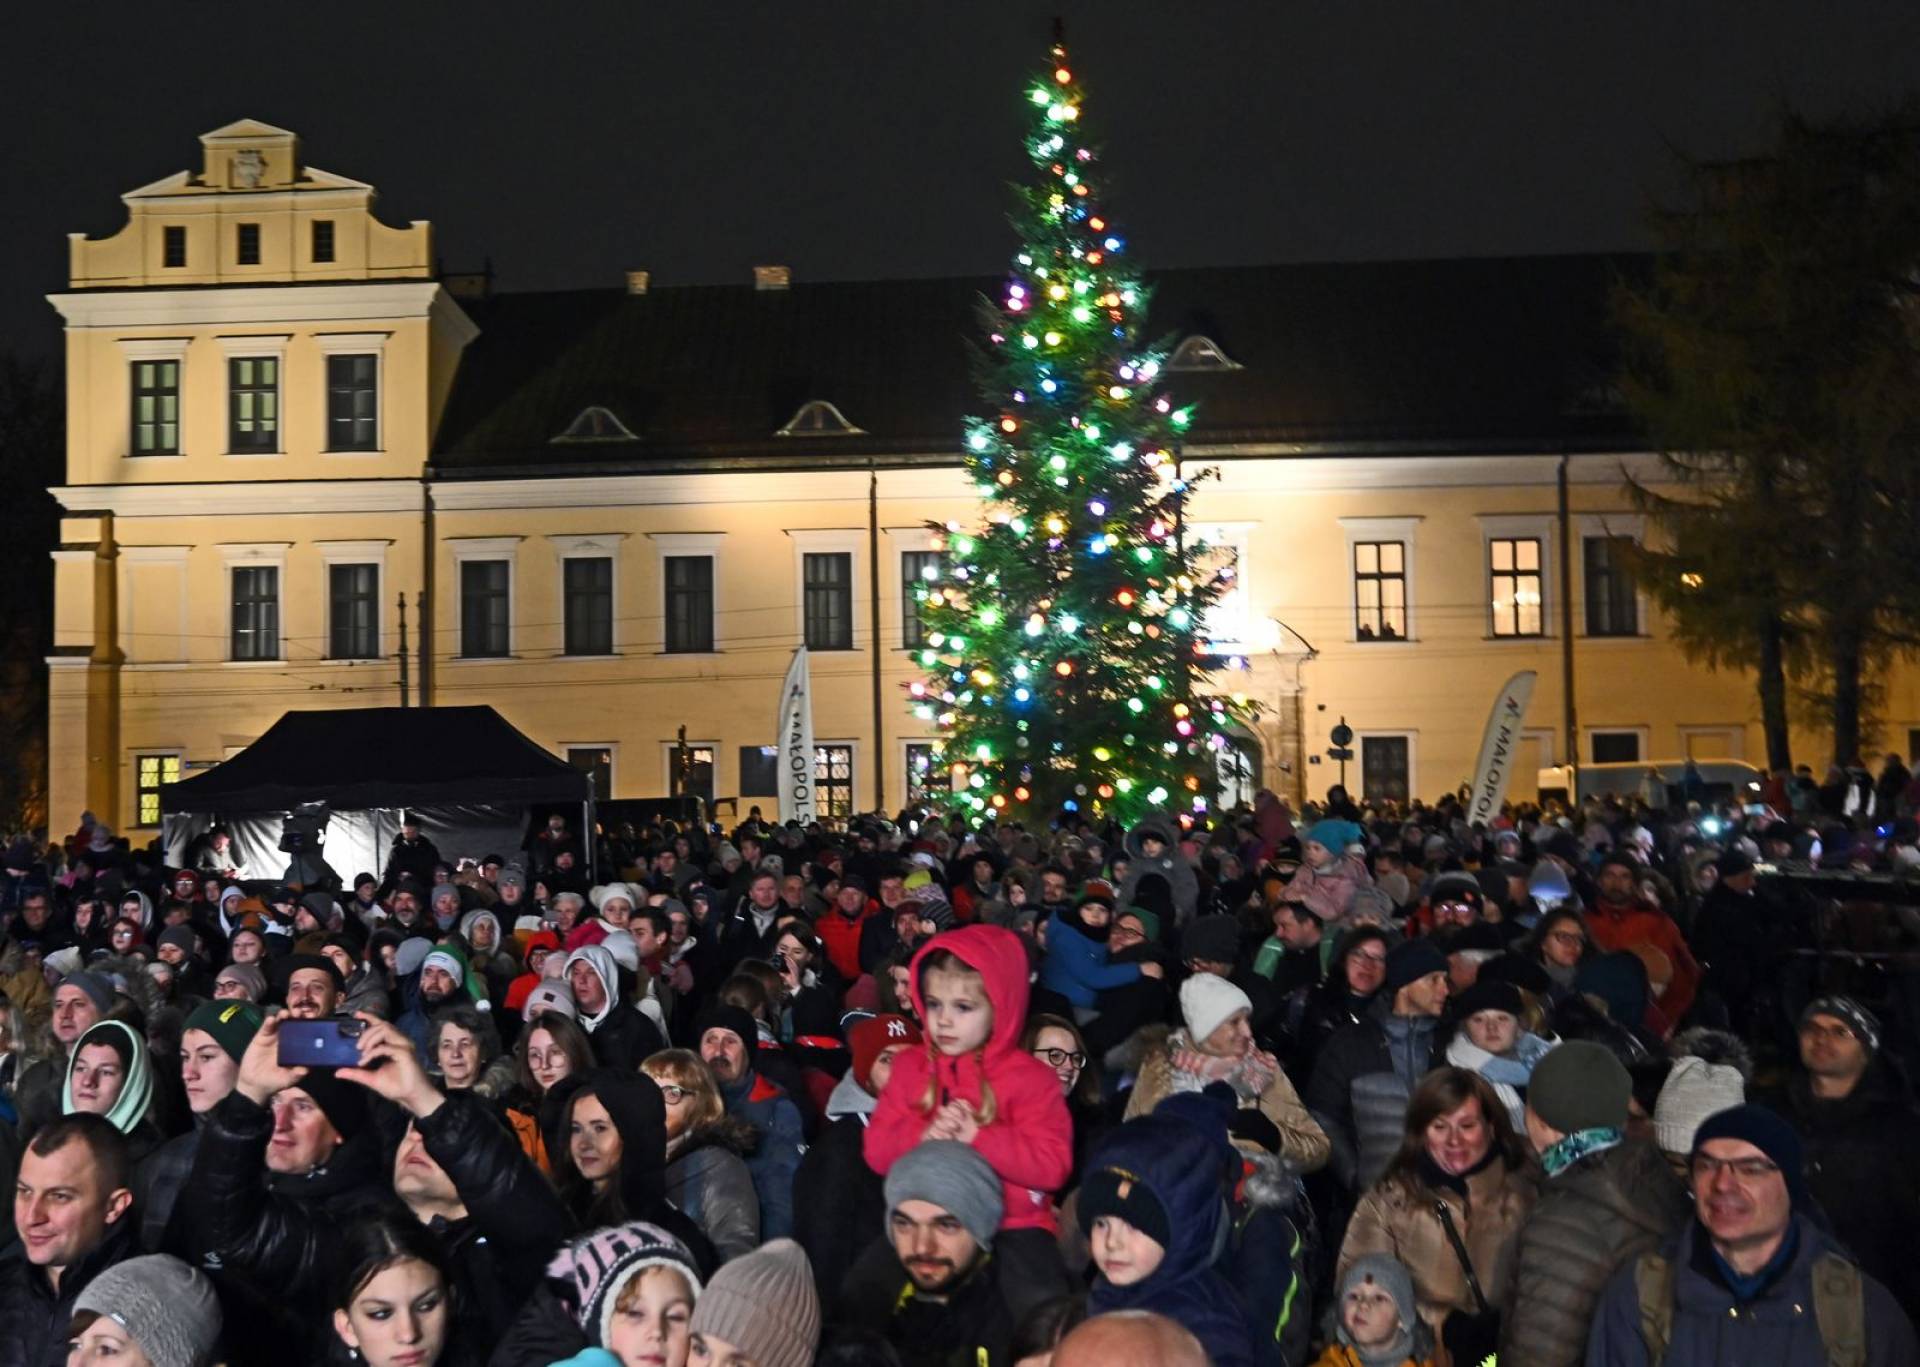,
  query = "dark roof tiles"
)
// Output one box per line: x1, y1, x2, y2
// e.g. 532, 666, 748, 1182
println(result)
431, 254, 1643, 475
